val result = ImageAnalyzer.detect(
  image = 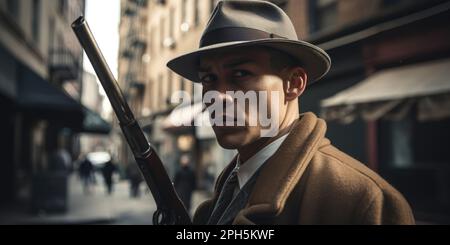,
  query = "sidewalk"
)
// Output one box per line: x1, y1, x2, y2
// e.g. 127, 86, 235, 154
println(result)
0, 174, 157, 225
